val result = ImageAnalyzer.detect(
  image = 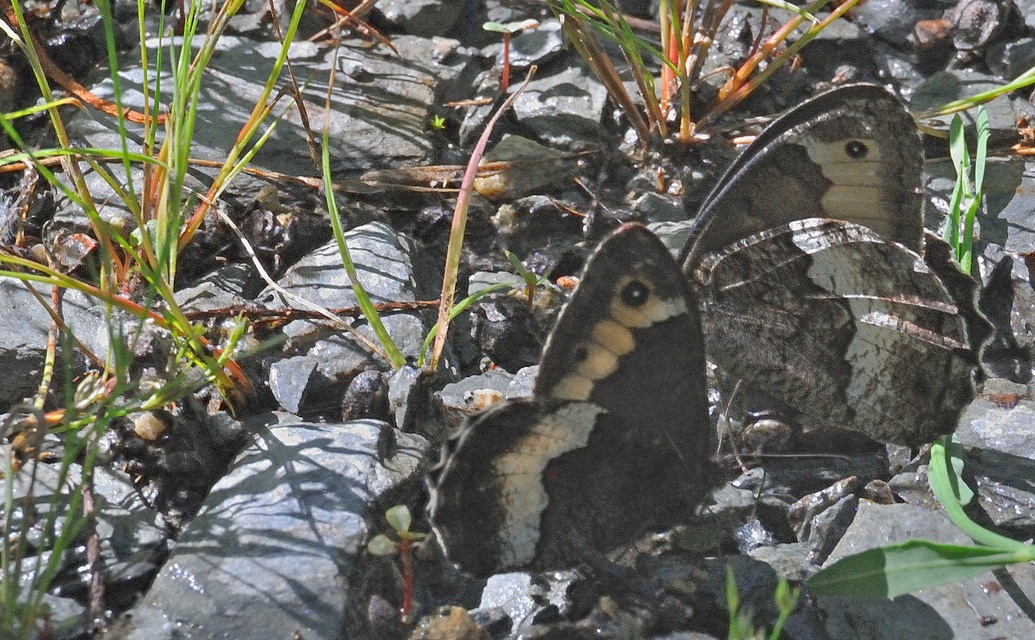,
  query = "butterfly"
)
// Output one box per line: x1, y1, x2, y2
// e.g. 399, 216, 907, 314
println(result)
678, 83, 990, 447
429, 224, 714, 577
